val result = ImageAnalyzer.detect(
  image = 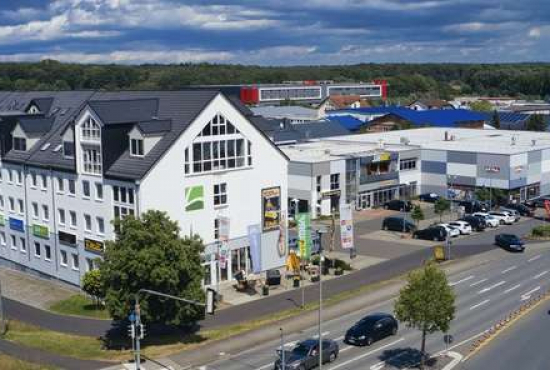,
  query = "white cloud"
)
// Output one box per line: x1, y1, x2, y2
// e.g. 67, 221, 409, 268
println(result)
529, 27, 541, 38
1, 7, 43, 21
